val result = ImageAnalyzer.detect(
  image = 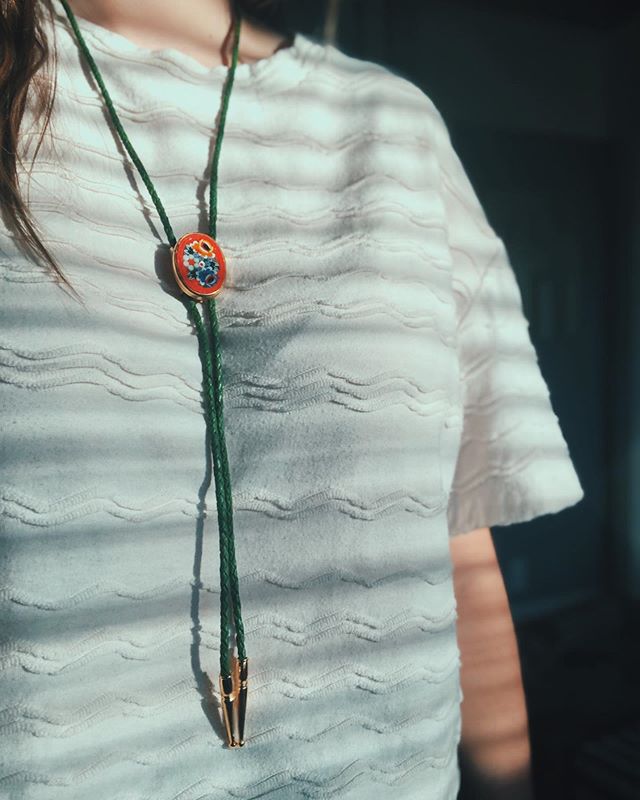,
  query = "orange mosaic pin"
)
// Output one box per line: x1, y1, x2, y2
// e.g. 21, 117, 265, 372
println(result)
172, 232, 227, 300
